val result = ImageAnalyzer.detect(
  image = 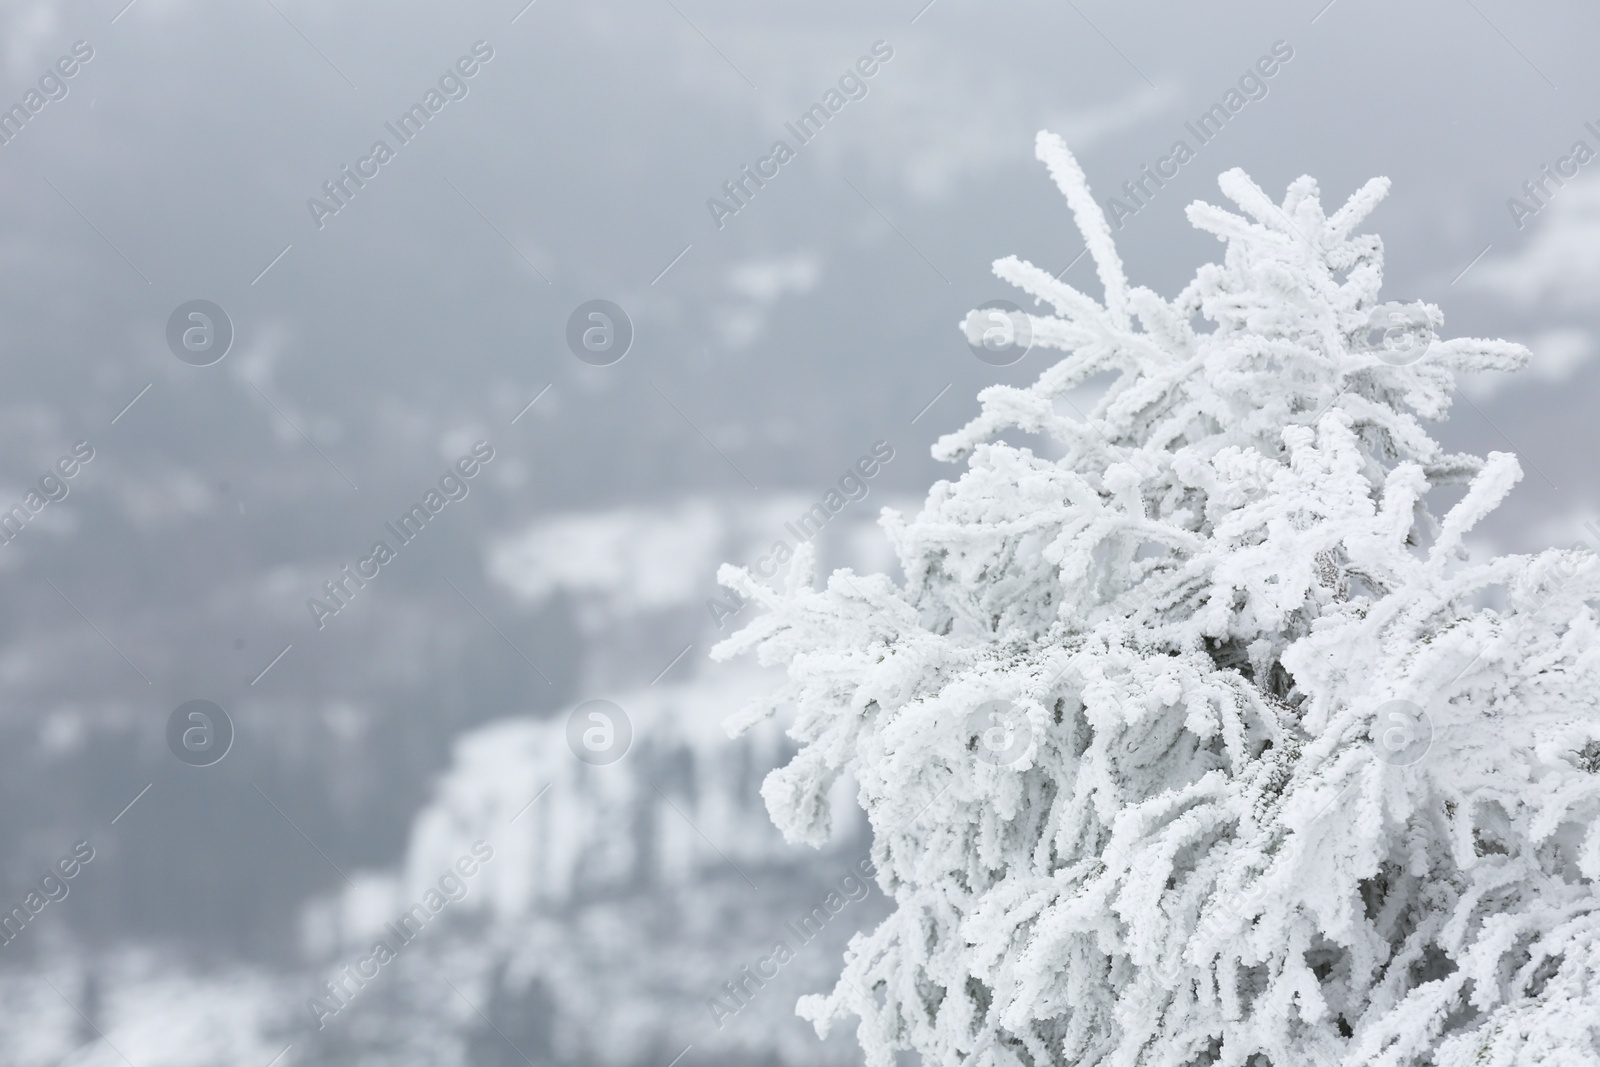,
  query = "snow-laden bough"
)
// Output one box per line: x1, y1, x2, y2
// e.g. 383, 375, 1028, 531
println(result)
714, 130, 1600, 1067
